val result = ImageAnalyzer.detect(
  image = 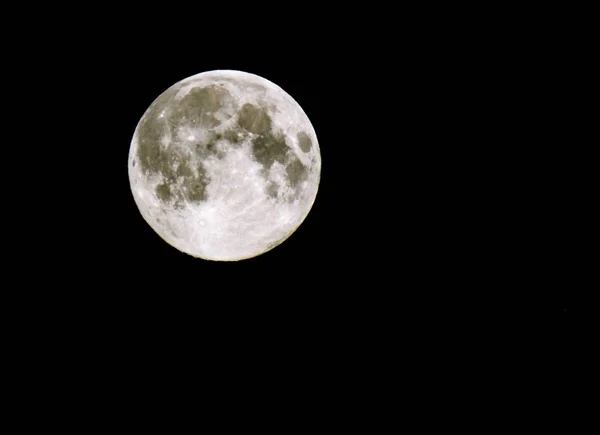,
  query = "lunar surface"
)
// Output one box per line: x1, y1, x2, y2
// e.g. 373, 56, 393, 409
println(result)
128, 70, 321, 261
